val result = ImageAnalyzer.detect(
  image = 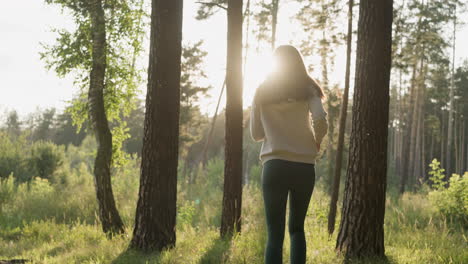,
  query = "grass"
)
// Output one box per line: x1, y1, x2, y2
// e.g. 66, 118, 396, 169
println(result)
0, 160, 466, 264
